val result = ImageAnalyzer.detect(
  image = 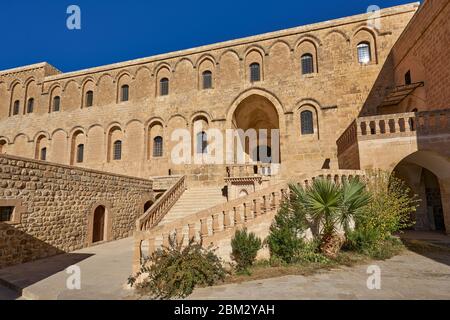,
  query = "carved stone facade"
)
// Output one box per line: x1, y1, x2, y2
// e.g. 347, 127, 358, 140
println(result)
0, 4, 419, 185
